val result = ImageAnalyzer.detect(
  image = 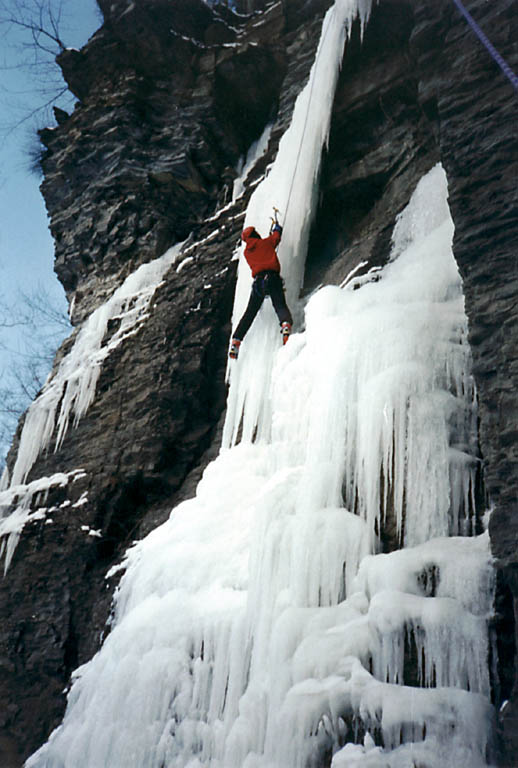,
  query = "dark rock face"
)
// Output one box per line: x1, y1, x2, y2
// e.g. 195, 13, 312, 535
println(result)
408, 1, 518, 762
42, 0, 289, 325
1, 0, 518, 765
305, 0, 440, 294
